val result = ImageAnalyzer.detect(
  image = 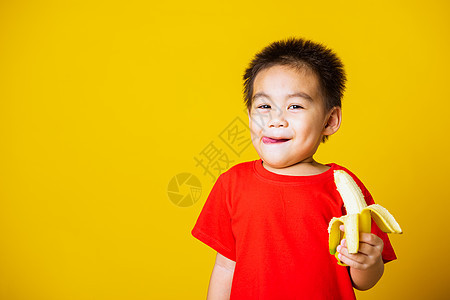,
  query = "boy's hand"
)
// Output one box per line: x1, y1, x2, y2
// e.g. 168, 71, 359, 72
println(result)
336, 224, 385, 290
336, 224, 384, 270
